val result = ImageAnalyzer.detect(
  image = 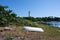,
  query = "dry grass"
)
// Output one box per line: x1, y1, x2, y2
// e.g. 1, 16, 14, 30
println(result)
0, 24, 60, 40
